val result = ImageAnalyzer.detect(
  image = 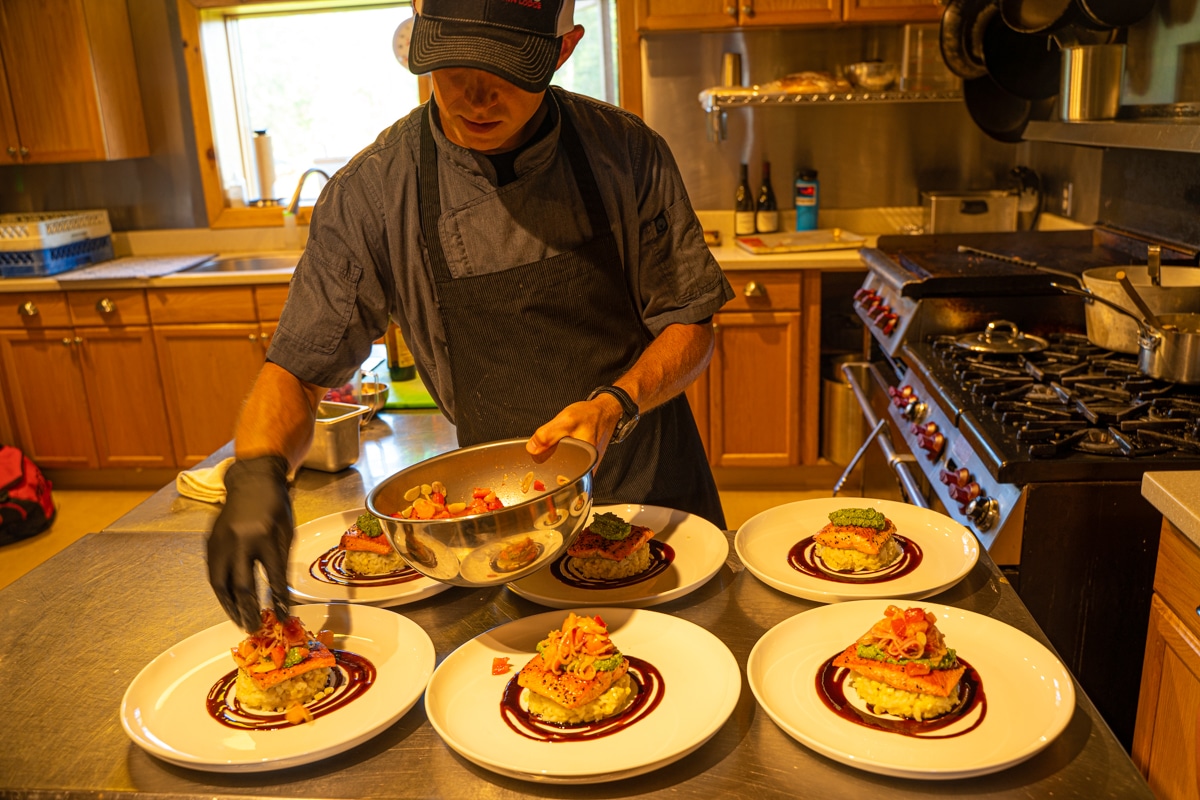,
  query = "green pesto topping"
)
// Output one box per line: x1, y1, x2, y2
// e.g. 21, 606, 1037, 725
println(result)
356, 512, 384, 538
828, 507, 887, 530
590, 512, 632, 541
283, 646, 305, 668
855, 643, 959, 670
